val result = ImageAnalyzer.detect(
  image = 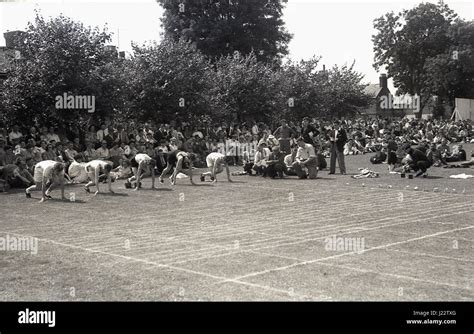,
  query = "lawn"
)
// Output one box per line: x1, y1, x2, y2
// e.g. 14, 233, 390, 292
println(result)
0, 146, 473, 301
